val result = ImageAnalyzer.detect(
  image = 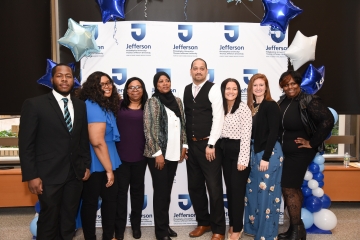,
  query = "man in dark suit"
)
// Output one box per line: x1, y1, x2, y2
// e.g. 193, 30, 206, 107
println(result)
183, 58, 225, 240
19, 64, 91, 240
